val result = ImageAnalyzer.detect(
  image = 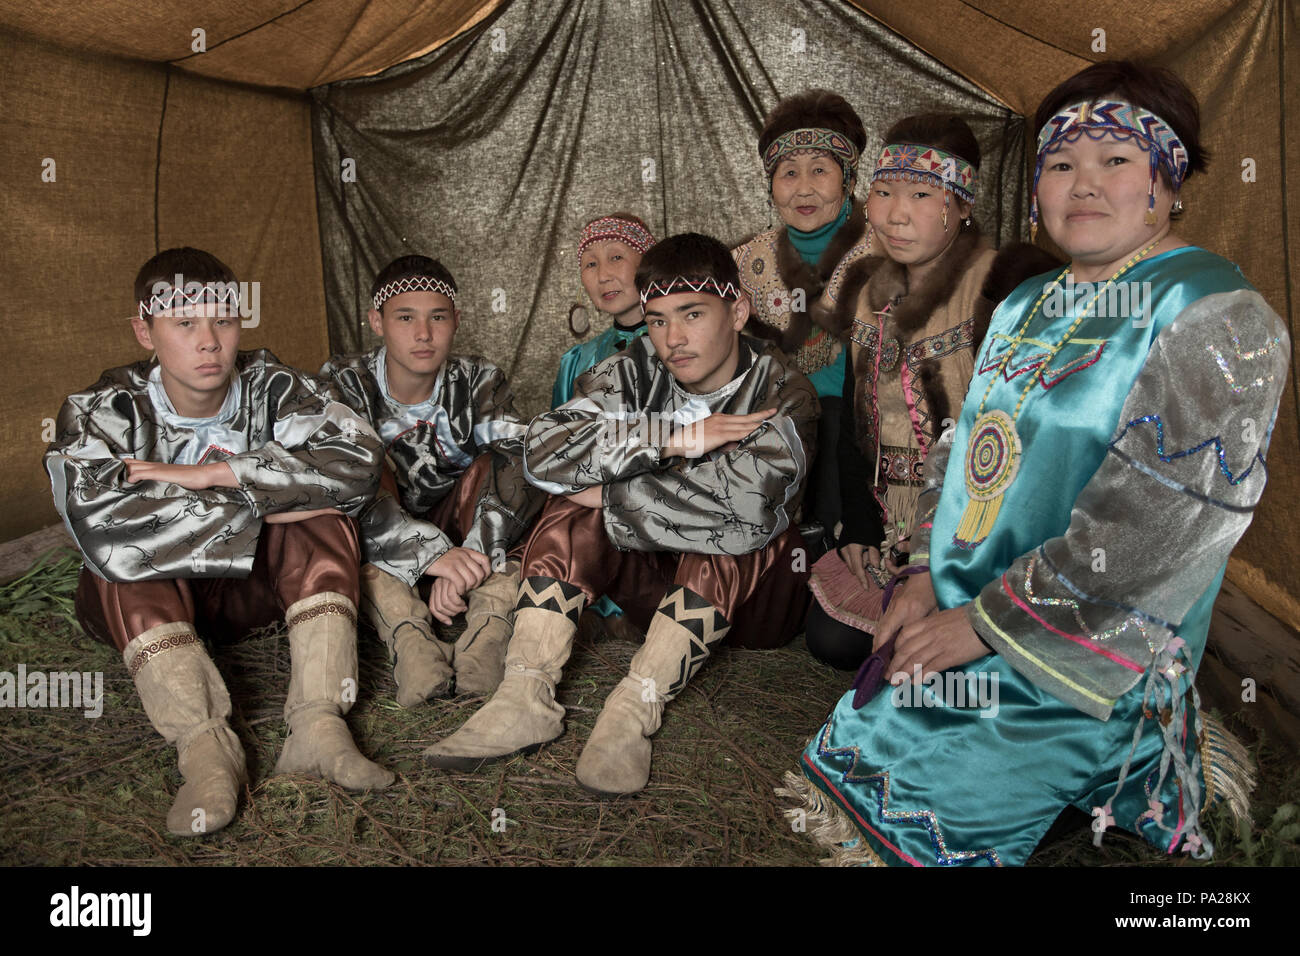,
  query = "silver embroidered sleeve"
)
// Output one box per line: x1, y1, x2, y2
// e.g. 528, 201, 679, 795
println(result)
223, 368, 383, 518
910, 424, 955, 565
462, 362, 545, 554
358, 491, 455, 586
970, 290, 1290, 719
523, 362, 661, 494
602, 369, 819, 554
44, 395, 263, 582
